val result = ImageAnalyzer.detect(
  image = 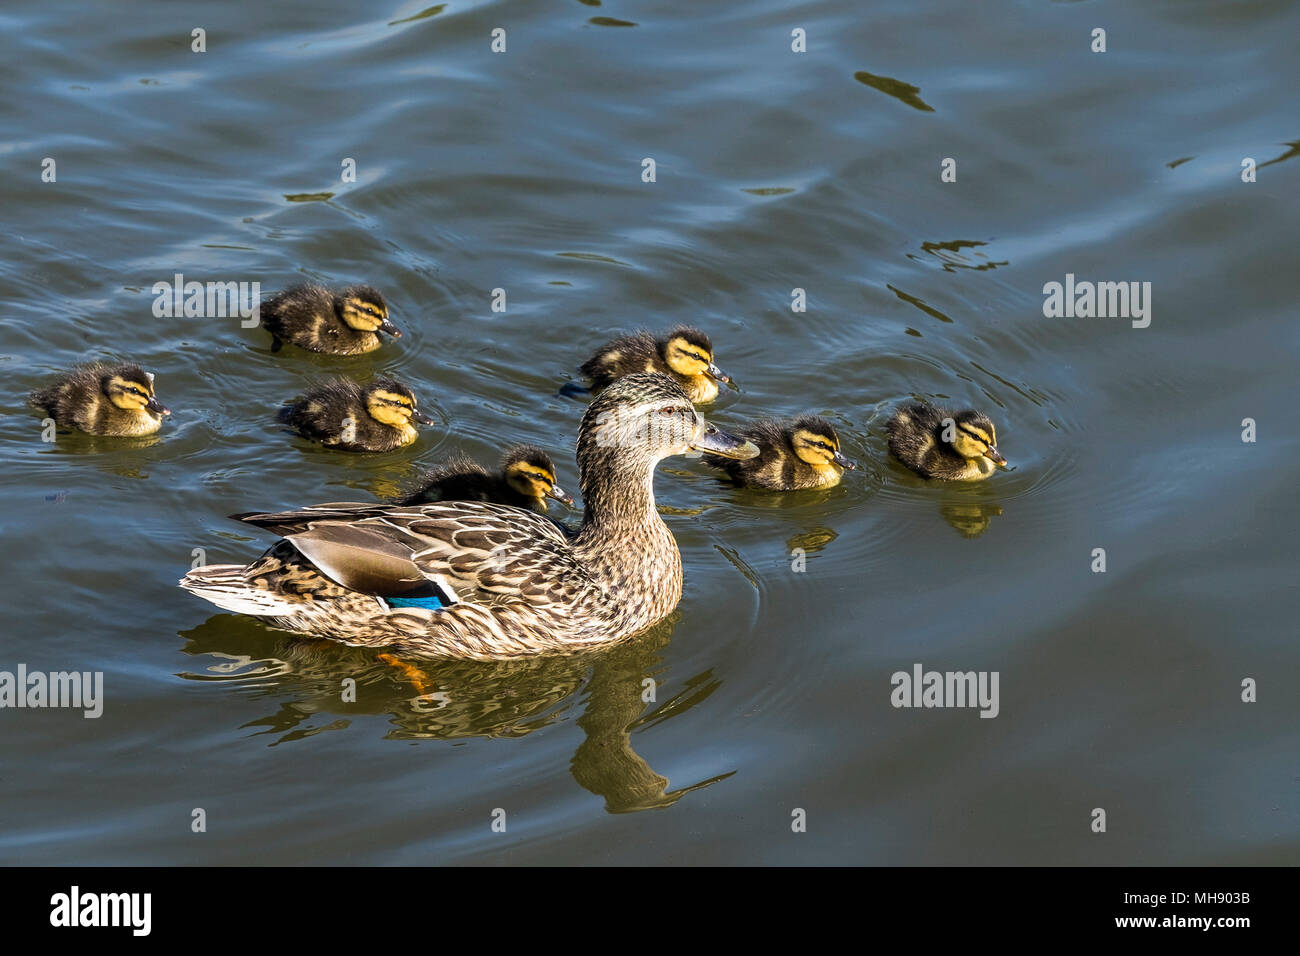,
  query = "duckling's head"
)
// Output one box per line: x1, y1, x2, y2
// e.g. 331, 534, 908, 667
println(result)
581, 373, 758, 468
503, 445, 573, 506
337, 285, 401, 338
947, 410, 1006, 467
660, 326, 730, 384
362, 380, 434, 428
103, 365, 170, 417
789, 416, 856, 470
